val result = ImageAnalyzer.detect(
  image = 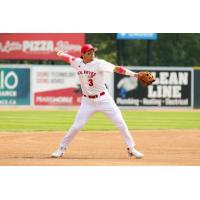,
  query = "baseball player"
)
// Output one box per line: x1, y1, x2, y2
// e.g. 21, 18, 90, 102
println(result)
51, 44, 144, 159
